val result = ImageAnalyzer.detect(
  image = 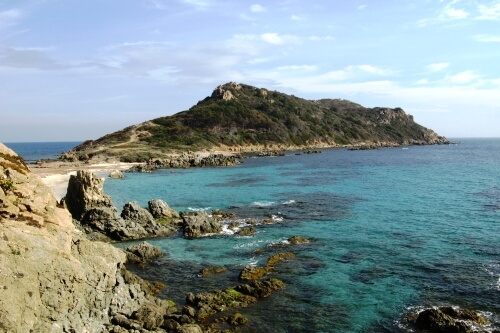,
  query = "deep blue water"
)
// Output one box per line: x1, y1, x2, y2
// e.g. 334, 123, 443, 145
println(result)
104, 139, 499, 332
8, 139, 500, 332
3, 141, 80, 162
